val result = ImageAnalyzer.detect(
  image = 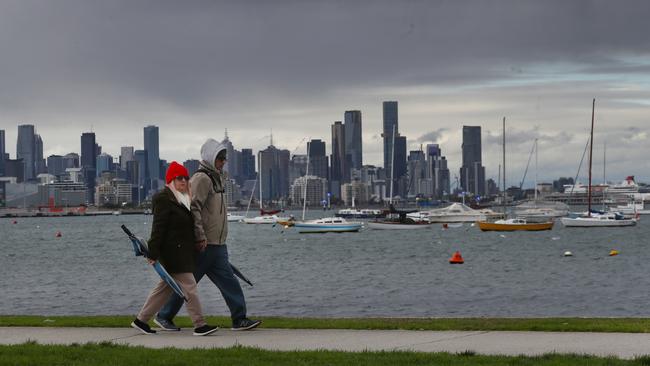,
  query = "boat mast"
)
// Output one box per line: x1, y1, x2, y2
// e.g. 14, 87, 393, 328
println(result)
588, 98, 595, 217
302, 139, 310, 221
258, 151, 263, 211
534, 138, 538, 204
389, 124, 396, 205
502, 117, 506, 215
